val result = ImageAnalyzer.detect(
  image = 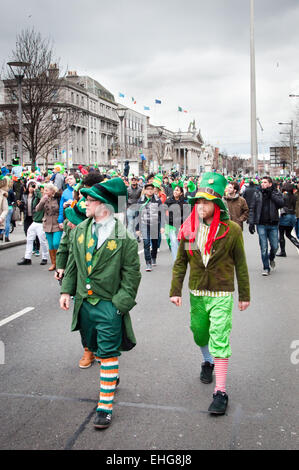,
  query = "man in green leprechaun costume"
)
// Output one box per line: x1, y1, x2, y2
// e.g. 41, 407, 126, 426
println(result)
60, 178, 141, 429
170, 172, 250, 415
